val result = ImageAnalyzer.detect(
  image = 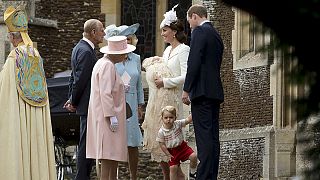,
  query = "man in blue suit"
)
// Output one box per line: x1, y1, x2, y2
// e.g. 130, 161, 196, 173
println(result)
182, 4, 224, 180
64, 19, 105, 180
